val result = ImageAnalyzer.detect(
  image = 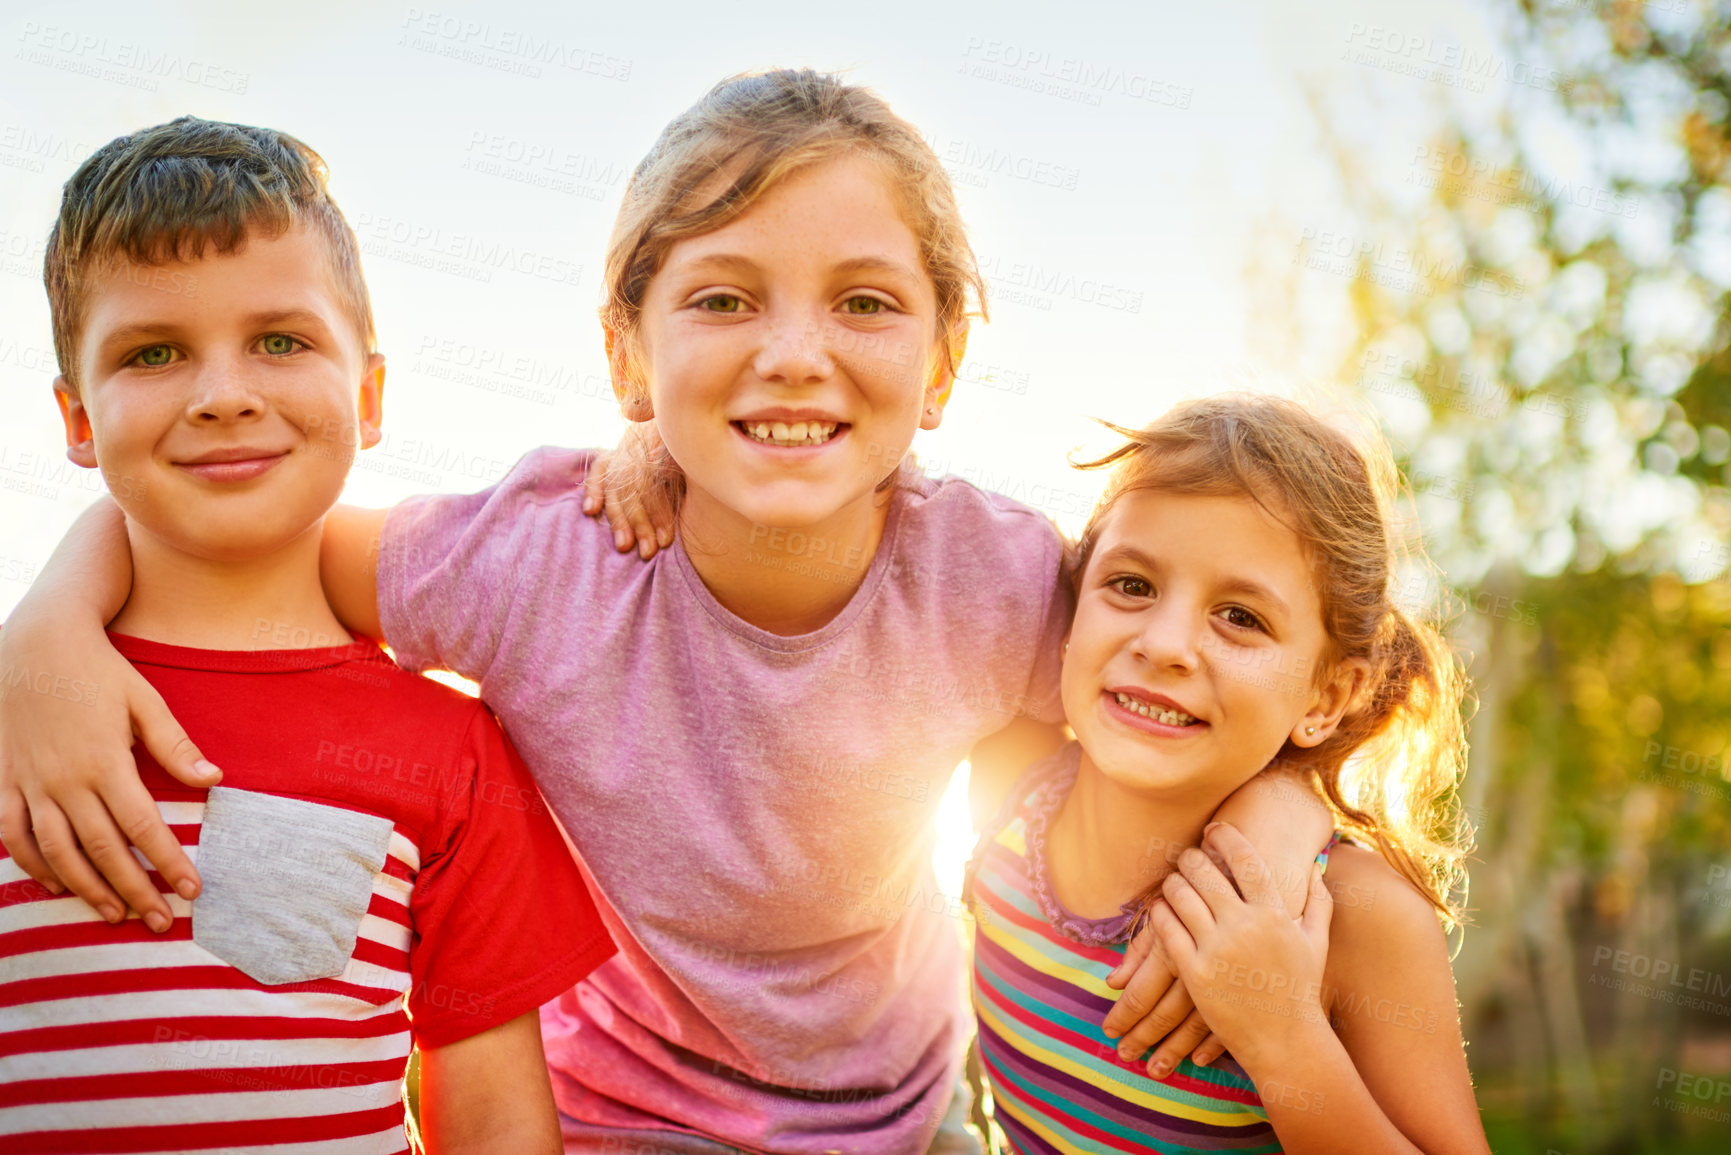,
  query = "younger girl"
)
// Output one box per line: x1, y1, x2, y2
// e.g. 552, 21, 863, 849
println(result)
2, 76, 1331, 1152
966, 396, 1489, 1153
